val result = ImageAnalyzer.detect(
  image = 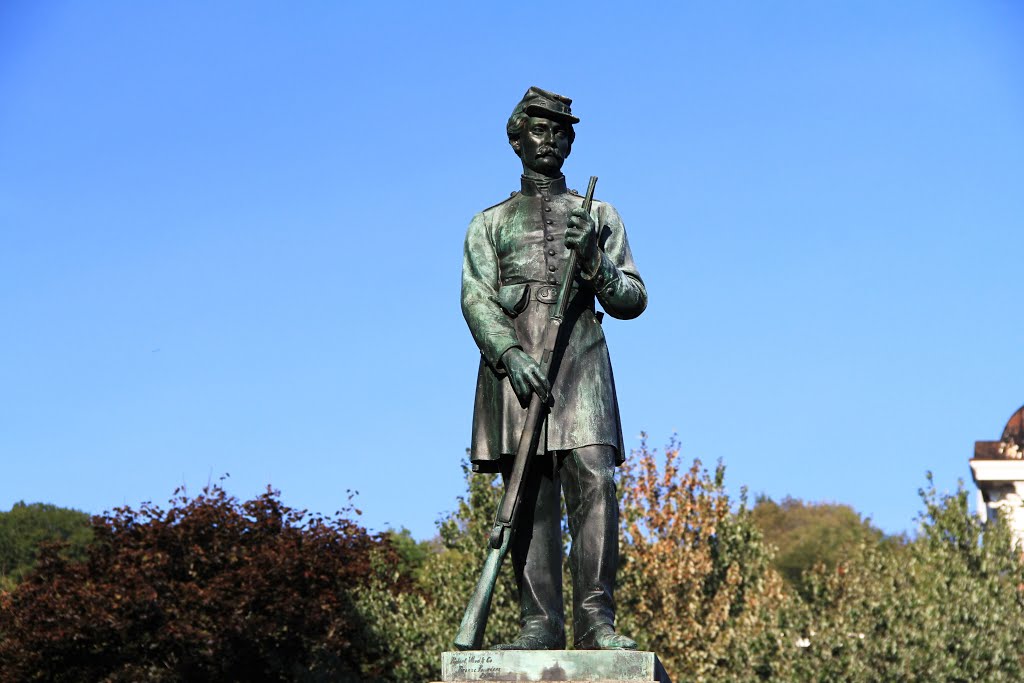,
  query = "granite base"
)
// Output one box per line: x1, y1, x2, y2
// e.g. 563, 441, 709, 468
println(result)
437, 650, 671, 682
